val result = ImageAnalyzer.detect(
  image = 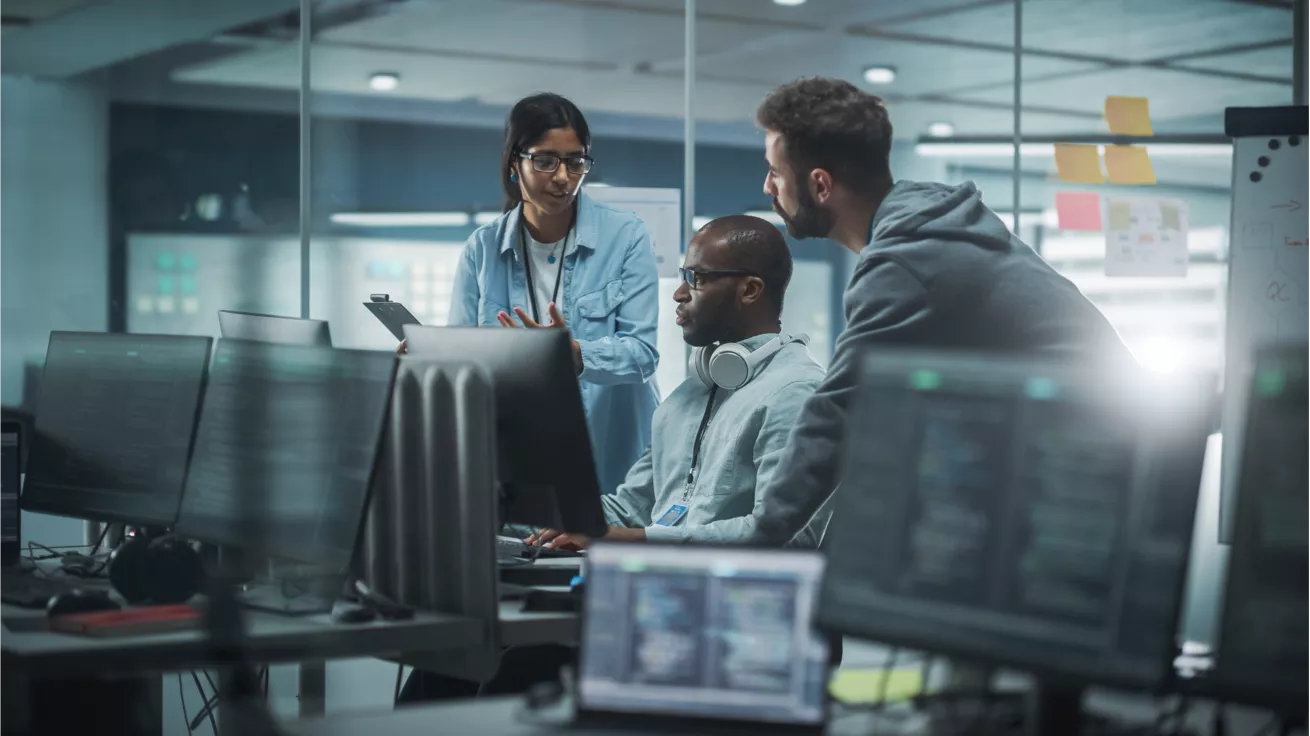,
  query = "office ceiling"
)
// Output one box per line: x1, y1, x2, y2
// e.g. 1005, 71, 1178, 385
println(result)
2, 0, 1298, 146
